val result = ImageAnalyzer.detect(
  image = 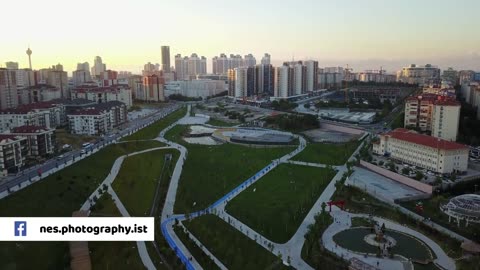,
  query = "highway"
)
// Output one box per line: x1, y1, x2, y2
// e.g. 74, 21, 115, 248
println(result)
0, 104, 181, 194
